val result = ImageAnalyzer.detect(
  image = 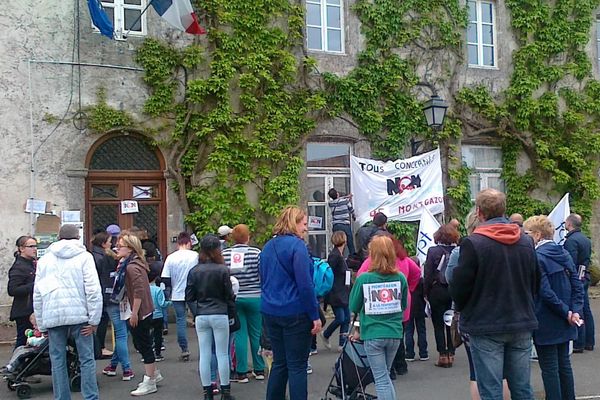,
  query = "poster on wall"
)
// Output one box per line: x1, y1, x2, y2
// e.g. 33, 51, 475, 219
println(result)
350, 149, 445, 225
